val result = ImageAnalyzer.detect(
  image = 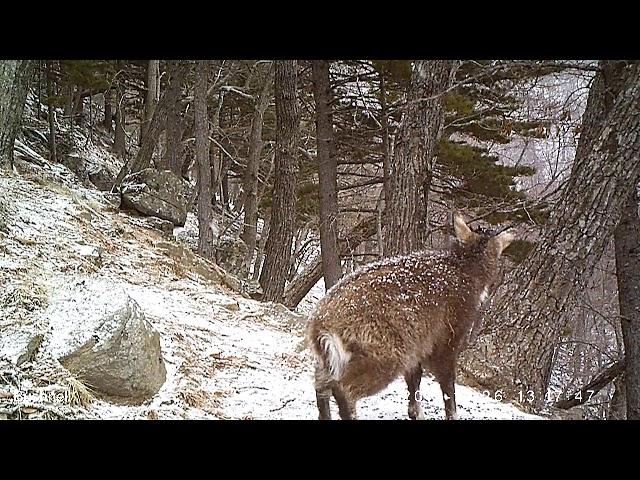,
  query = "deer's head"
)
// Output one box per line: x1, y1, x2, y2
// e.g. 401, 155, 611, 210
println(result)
451, 211, 515, 289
